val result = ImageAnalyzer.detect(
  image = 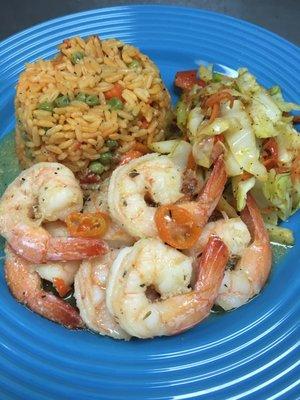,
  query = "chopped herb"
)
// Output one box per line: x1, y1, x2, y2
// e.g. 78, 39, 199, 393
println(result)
129, 169, 139, 178
143, 311, 152, 320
